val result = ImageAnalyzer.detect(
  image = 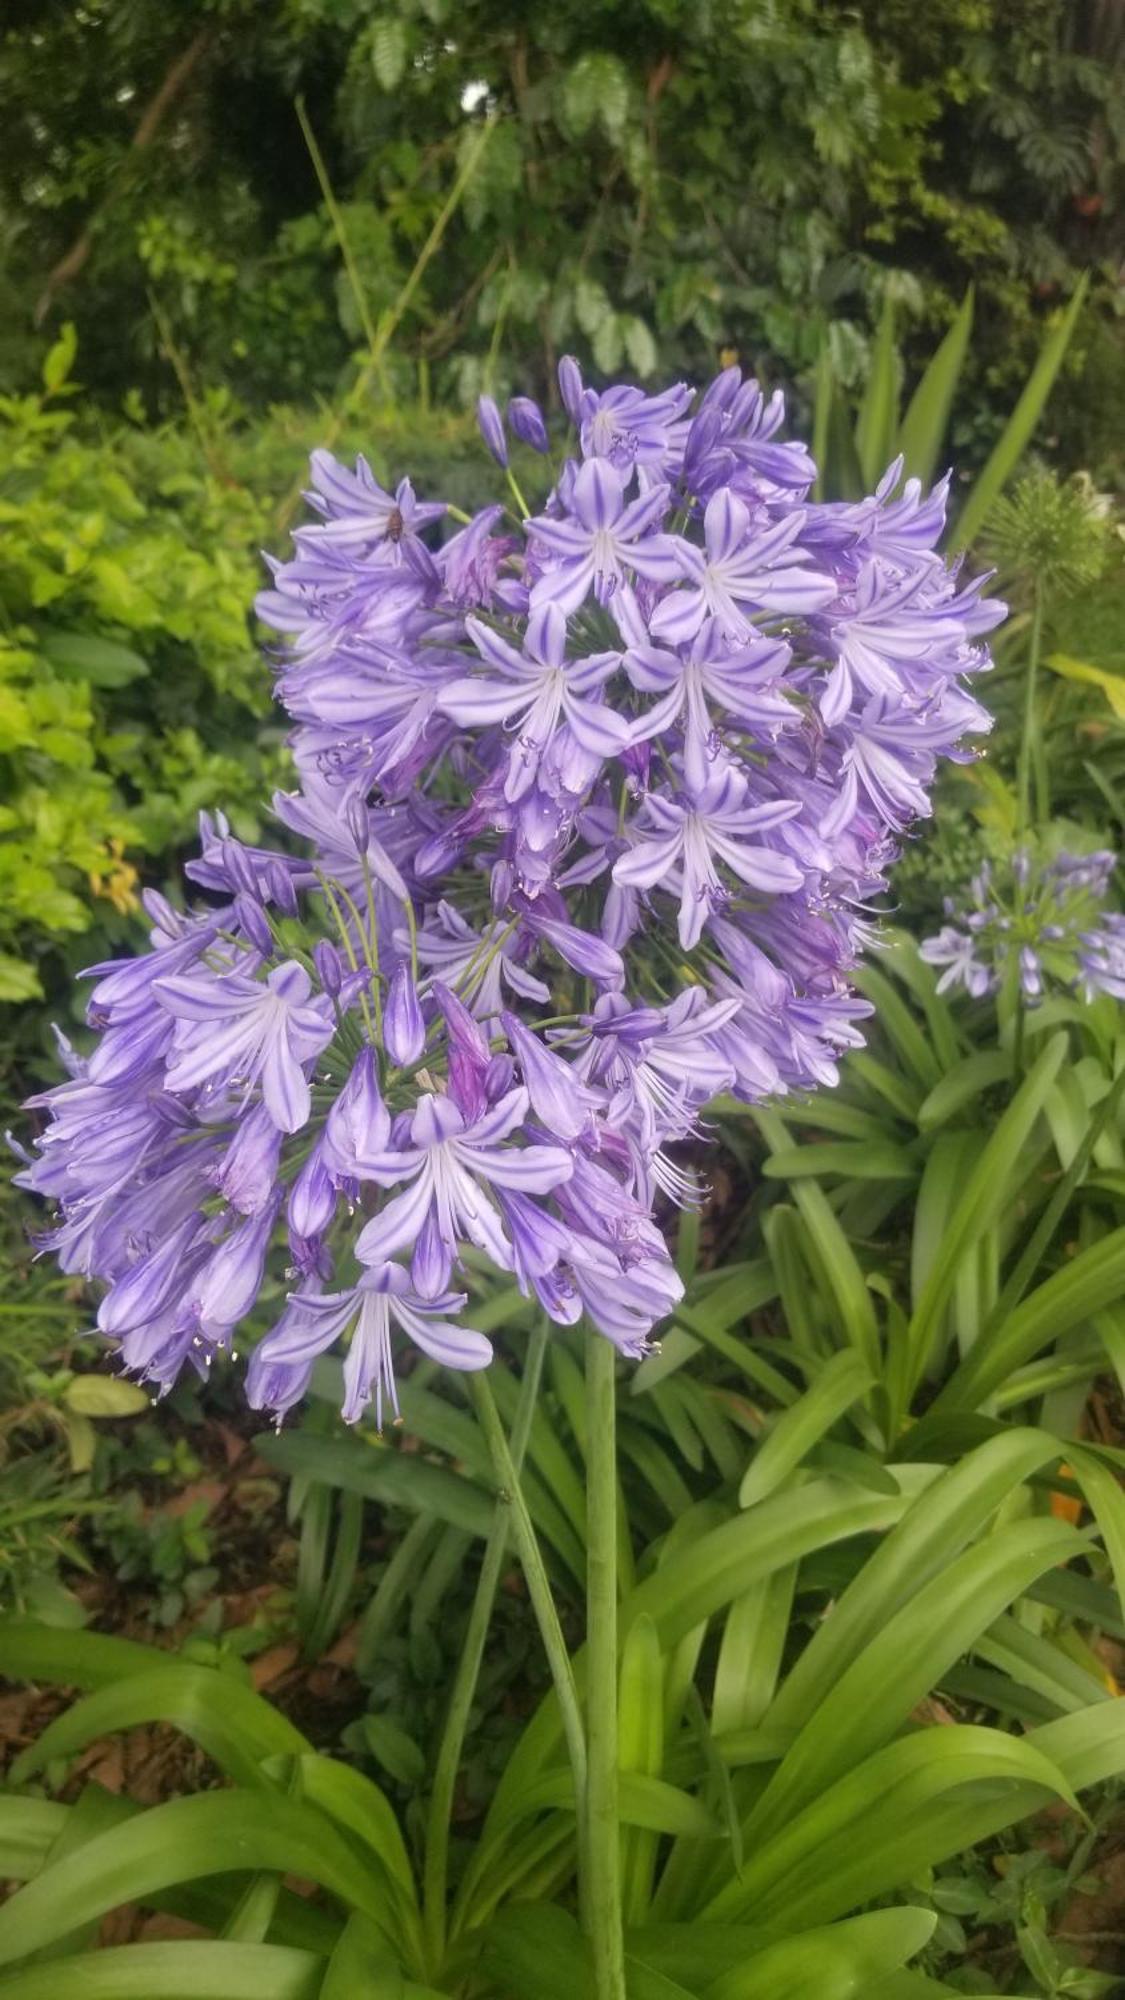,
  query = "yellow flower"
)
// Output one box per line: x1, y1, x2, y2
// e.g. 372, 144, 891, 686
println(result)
88, 838, 140, 916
